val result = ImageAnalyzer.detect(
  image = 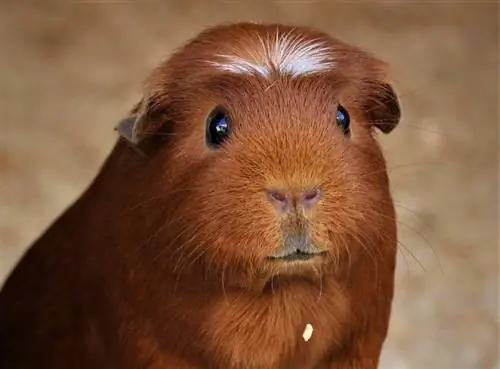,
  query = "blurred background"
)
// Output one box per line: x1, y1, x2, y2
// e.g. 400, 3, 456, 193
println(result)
0, 1, 498, 368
